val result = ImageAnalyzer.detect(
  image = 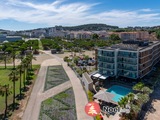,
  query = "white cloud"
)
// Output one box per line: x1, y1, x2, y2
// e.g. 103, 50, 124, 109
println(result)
139, 8, 152, 12
0, 0, 160, 27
